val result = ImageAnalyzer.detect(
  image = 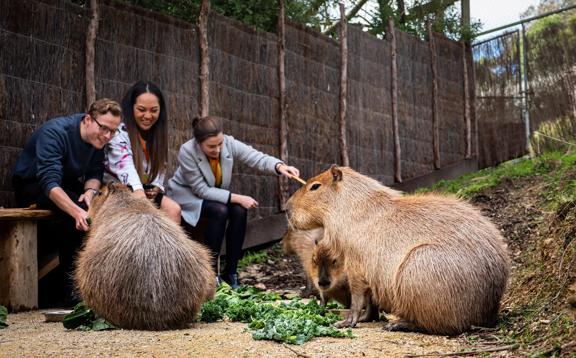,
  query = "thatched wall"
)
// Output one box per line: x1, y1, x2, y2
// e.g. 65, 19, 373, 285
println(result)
0, 0, 474, 217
